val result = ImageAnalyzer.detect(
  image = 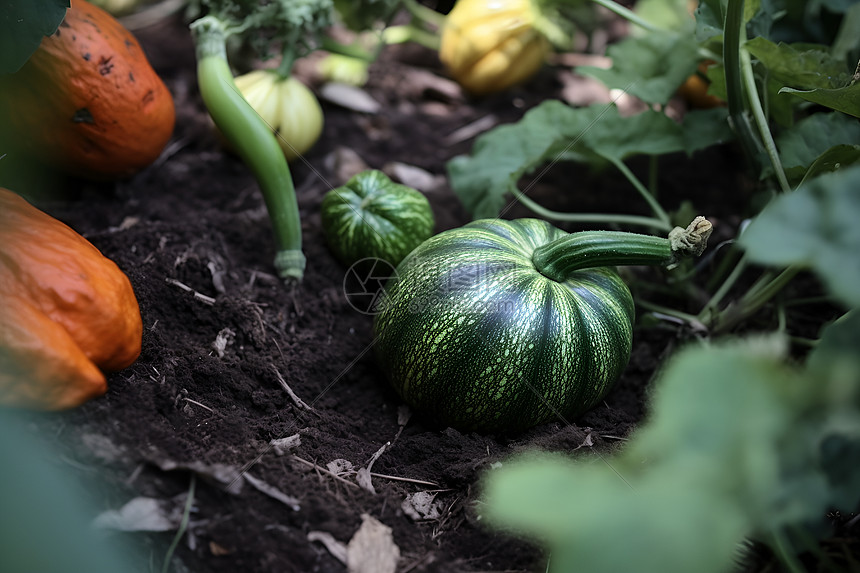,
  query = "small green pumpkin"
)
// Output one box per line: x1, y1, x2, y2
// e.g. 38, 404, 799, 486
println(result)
373, 217, 712, 433
321, 170, 435, 266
